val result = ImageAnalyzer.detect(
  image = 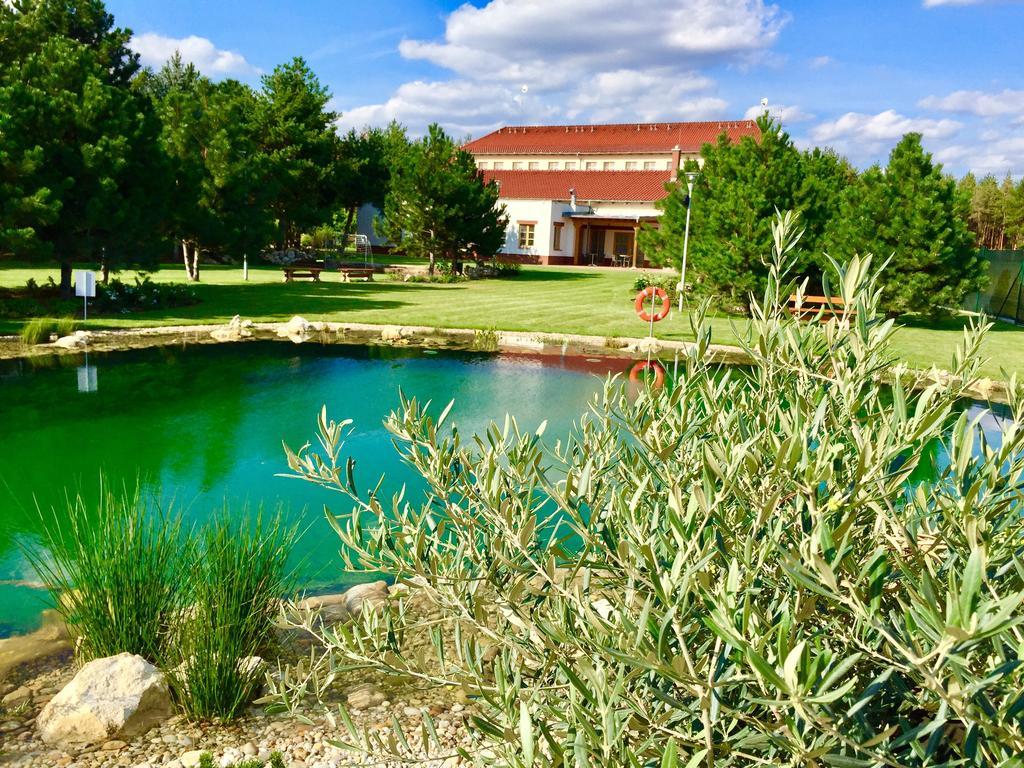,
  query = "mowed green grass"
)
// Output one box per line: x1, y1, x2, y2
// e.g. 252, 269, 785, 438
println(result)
1, 262, 1021, 379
